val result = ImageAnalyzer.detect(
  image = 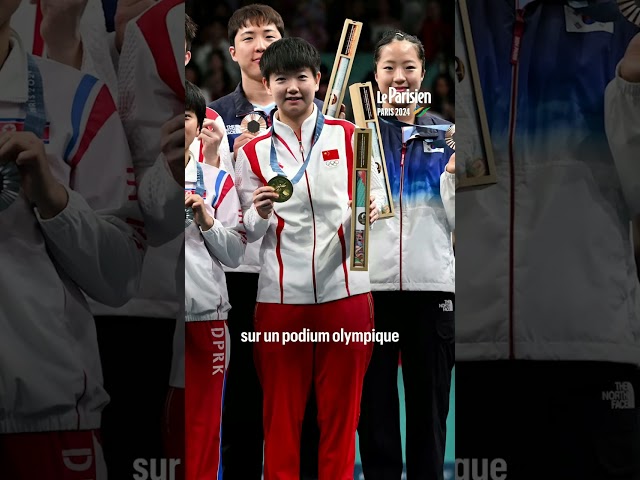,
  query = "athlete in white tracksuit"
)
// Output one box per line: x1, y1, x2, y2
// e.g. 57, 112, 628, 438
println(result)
0, 8, 145, 474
